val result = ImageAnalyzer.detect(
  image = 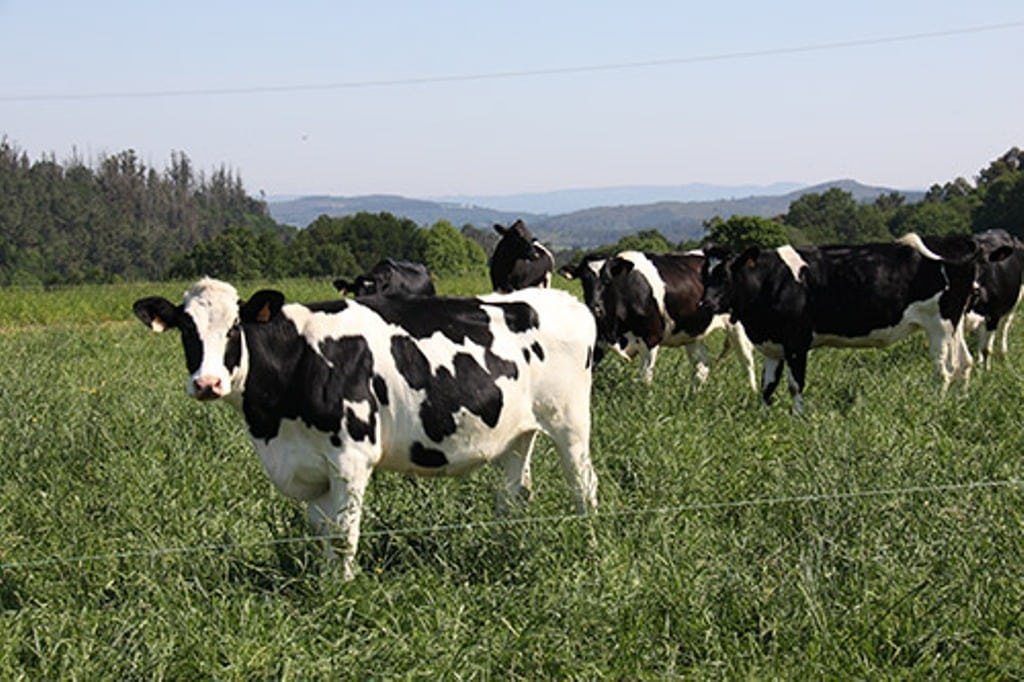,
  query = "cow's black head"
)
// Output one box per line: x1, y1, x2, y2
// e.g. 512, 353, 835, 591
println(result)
698, 245, 740, 316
